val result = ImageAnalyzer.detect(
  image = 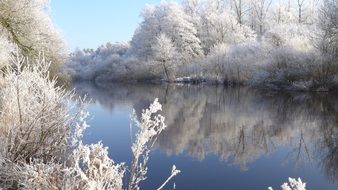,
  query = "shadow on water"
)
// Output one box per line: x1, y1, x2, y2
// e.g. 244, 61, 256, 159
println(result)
73, 81, 338, 188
